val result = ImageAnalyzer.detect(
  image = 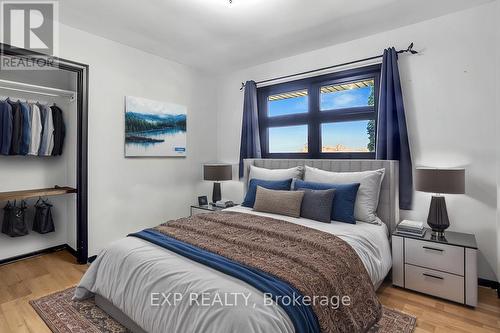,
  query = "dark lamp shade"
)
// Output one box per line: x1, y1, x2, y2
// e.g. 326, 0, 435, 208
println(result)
203, 164, 232, 181
415, 168, 465, 194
